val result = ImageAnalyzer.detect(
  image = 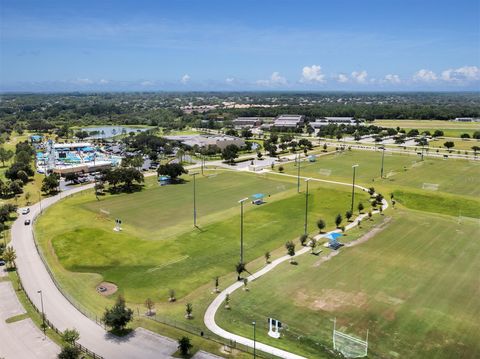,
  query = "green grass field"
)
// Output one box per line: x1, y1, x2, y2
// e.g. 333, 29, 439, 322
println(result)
284, 150, 480, 199
216, 210, 480, 359
35, 171, 368, 313
373, 120, 480, 137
